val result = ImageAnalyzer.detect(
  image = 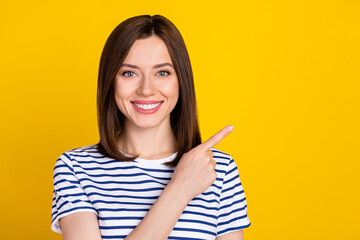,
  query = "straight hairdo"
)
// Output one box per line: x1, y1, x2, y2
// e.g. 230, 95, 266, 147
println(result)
96, 15, 201, 167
